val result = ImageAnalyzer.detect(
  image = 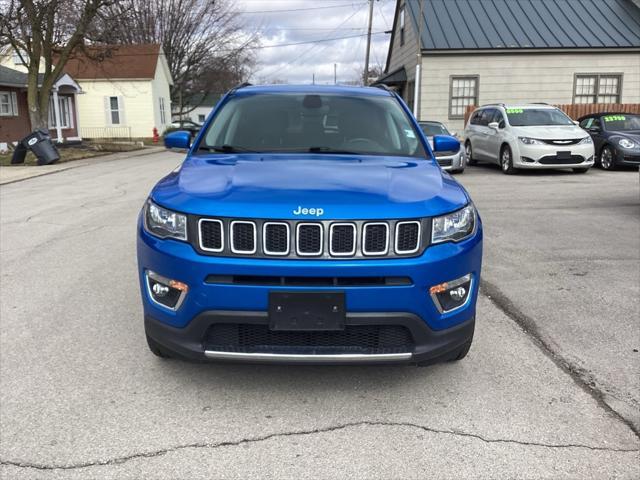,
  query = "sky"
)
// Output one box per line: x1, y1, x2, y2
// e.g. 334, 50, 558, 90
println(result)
235, 0, 397, 85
